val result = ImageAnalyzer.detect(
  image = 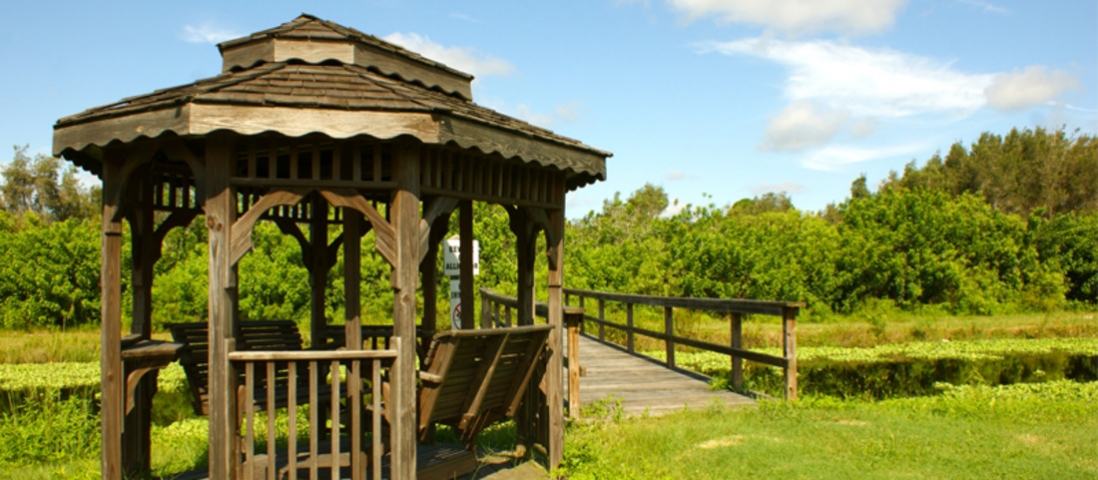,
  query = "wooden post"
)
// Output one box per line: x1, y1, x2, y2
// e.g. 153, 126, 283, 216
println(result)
566, 308, 582, 419
511, 209, 537, 454
782, 307, 798, 401
343, 209, 364, 480
123, 170, 156, 477
206, 134, 239, 480
545, 202, 565, 470
310, 195, 329, 345
730, 313, 743, 392
422, 215, 449, 341
664, 306, 675, 369
597, 299, 605, 341
390, 141, 421, 479
100, 153, 124, 480
626, 303, 635, 353
459, 200, 475, 329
